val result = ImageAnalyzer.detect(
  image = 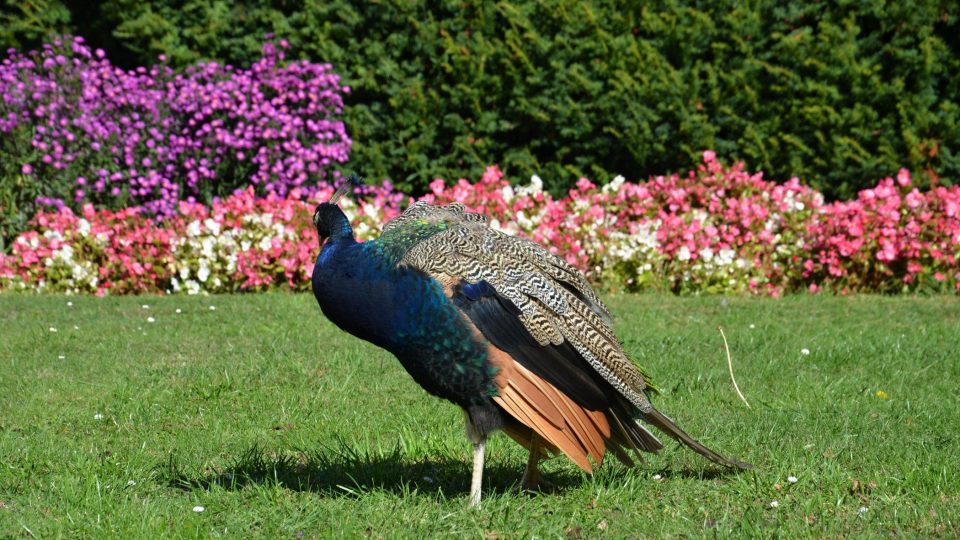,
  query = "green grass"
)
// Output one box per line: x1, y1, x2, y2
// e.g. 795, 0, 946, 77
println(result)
1, 293, 958, 538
